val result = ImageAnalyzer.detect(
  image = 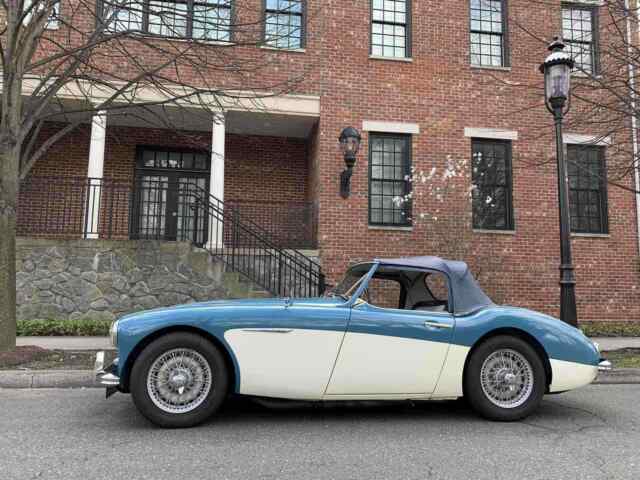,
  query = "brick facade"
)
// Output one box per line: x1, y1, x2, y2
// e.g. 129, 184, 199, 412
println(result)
309, 1, 640, 322
17, 1, 640, 321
